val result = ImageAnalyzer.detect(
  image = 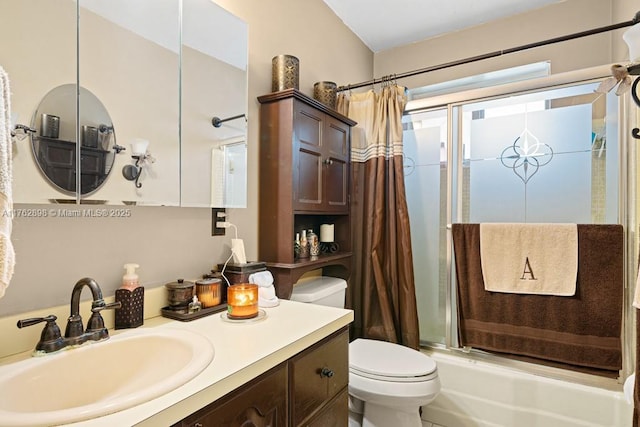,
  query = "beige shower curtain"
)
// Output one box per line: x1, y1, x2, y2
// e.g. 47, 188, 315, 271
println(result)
337, 85, 419, 349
